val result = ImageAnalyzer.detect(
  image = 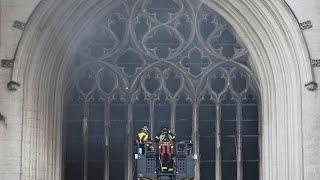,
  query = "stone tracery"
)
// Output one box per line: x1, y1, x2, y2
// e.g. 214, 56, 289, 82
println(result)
65, 1, 259, 180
